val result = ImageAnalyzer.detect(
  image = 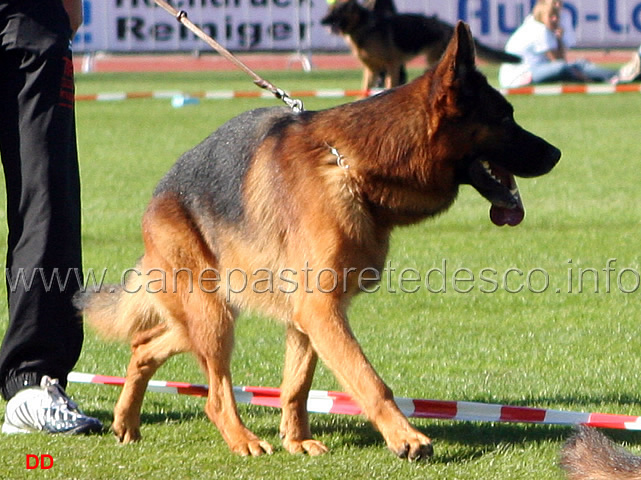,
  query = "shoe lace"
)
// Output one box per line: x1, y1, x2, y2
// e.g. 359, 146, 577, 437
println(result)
40, 377, 82, 427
